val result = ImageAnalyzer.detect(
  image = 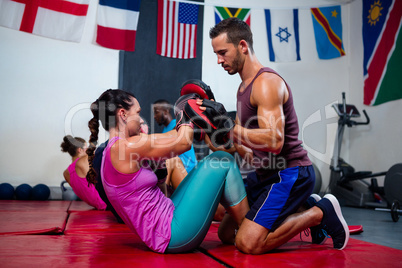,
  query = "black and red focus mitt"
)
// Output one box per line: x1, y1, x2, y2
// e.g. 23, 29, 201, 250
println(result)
174, 93, 197, 131
176, 79, 215, 140
184, 99, 235, 148
180, 79, 215, 100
